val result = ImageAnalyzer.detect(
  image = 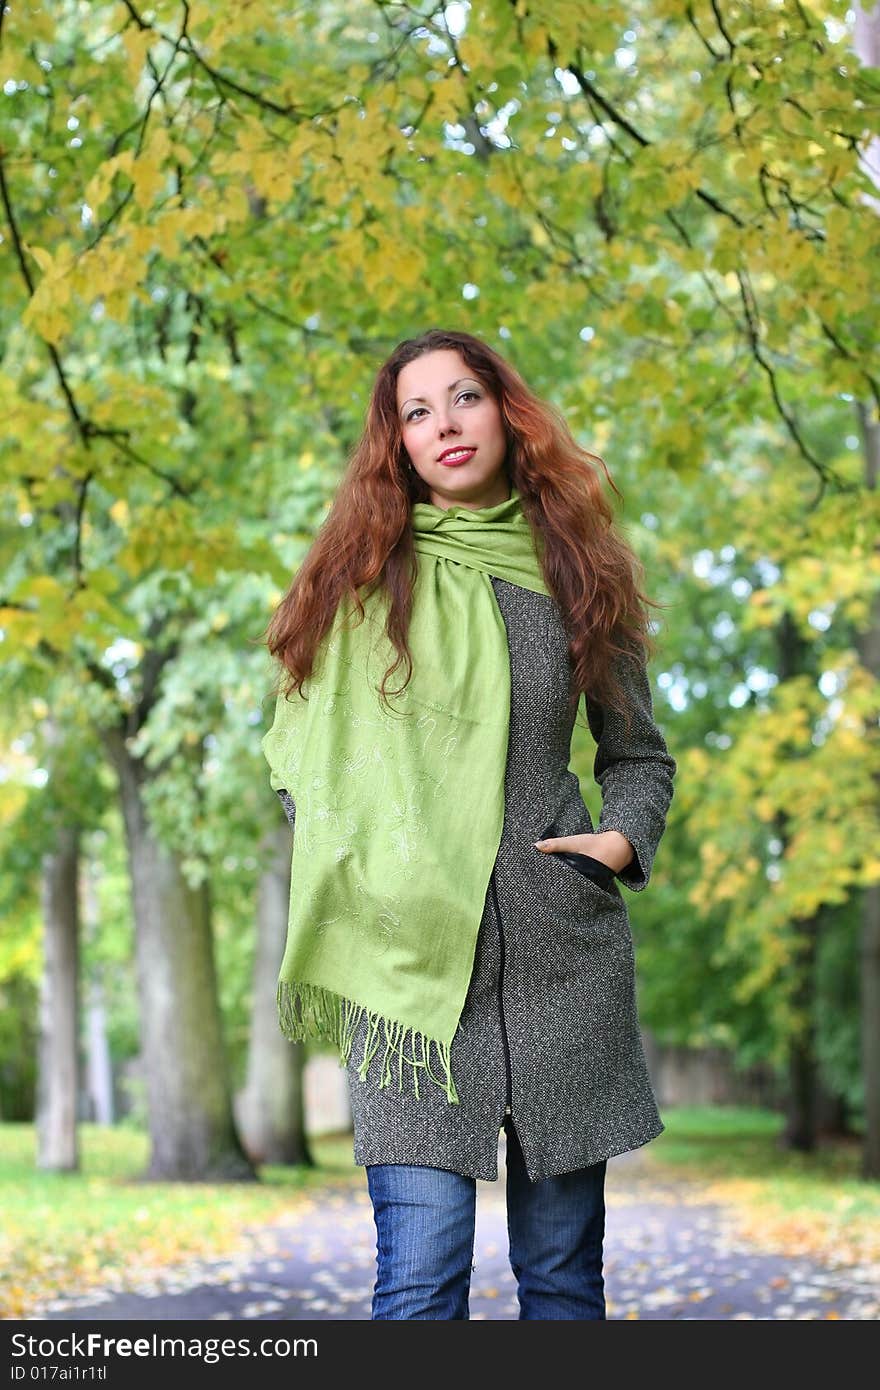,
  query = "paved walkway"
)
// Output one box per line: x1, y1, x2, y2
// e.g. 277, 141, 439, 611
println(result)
28, 1143, 879, 1321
